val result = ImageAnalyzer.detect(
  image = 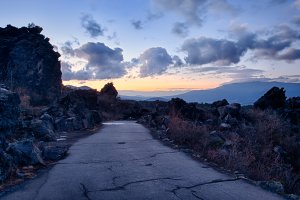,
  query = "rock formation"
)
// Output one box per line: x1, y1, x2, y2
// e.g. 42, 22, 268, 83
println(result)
0, 25, 62, 106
